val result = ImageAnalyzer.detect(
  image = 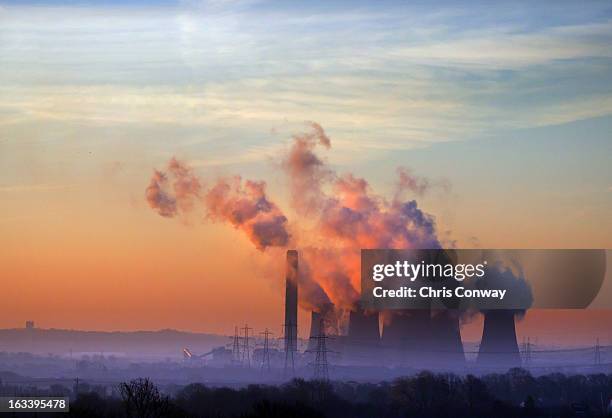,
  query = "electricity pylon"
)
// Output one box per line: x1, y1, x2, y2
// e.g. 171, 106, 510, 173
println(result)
260, 328, 273, 371
231, 326, 241, 365
283, 321, 296, 376
308, 318, 332, 381
241, 324, 253, 368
